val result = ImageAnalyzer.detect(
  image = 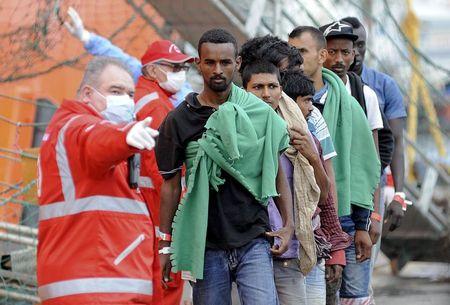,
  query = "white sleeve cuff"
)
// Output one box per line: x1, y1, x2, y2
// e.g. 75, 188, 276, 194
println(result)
80, 30, 91, 44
